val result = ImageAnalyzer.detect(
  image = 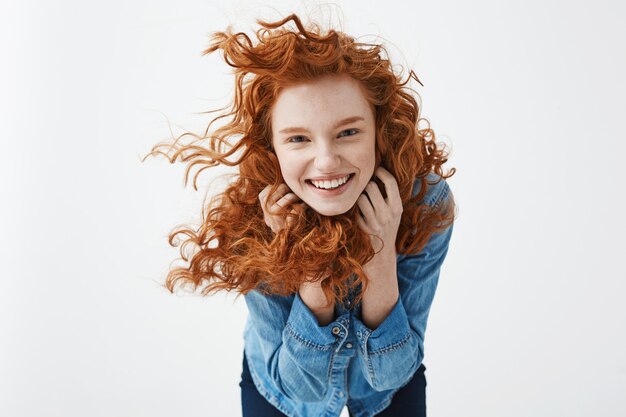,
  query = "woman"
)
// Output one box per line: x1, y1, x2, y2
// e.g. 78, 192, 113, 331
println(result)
145, 13, 456, 417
